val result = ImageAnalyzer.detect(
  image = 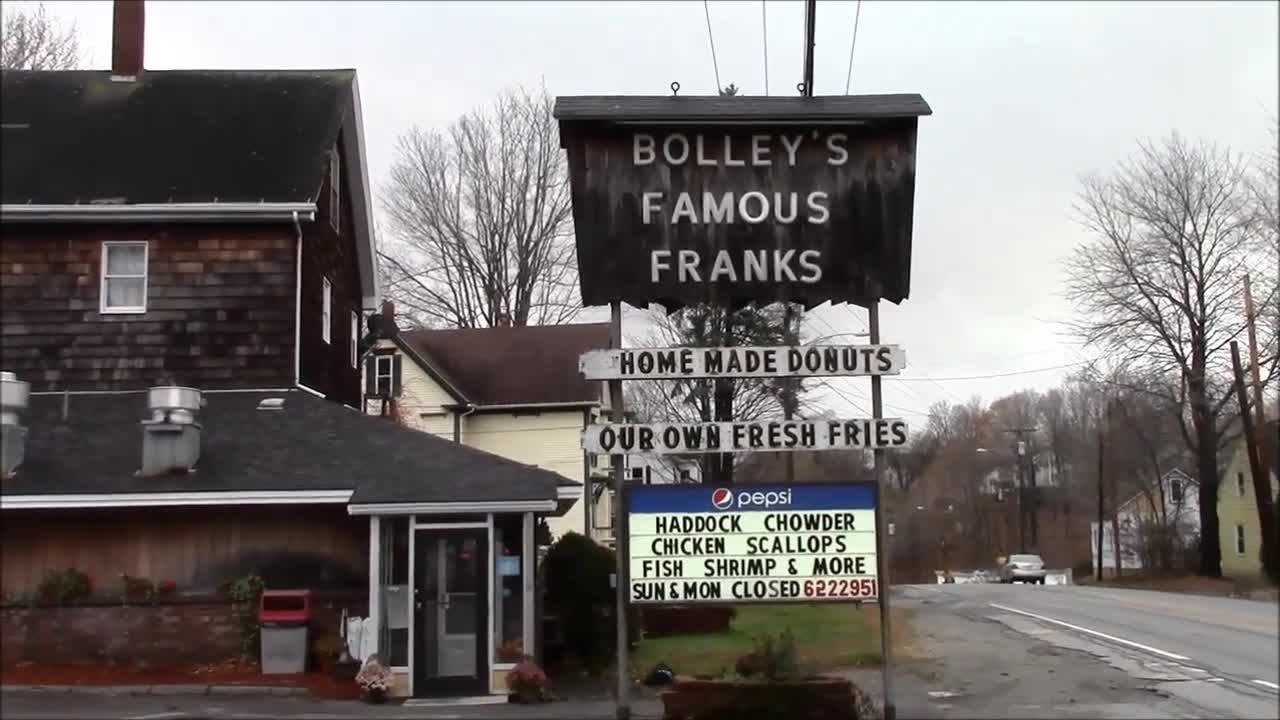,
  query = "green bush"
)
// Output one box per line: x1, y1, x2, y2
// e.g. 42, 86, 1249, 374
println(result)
219, 574, 265, 660
36, 569, 92, 604
542, 532, 635, 672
